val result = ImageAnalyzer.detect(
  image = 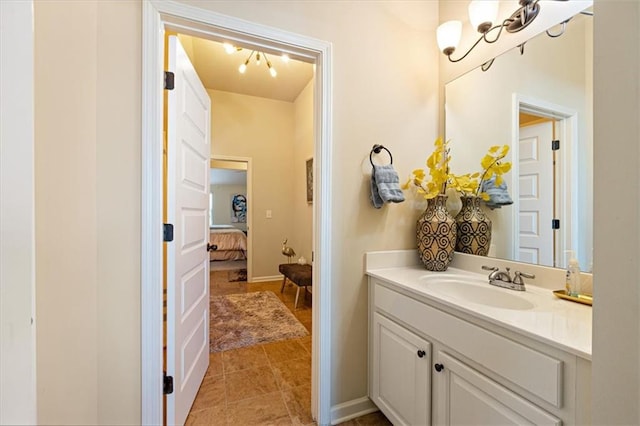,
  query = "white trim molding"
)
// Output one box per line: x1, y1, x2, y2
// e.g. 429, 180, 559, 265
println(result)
330, 397, 378, 425
249, 275, 283, 283
142, 2, 333, 424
